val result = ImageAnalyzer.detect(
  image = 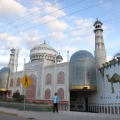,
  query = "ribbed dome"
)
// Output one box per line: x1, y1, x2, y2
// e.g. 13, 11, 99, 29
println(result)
30, 42, 58, 62
93, 19, 102, 26
70, 50, 94, 61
